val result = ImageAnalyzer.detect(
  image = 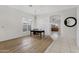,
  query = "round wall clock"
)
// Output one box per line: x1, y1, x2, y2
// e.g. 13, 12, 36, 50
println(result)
64, 17, 77, 27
